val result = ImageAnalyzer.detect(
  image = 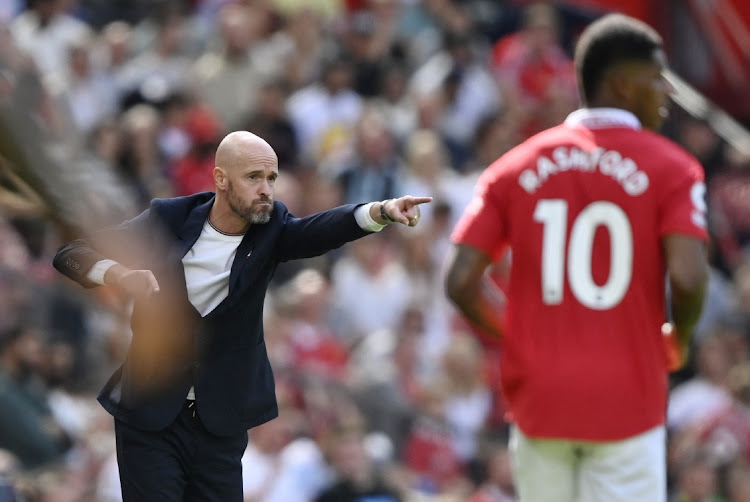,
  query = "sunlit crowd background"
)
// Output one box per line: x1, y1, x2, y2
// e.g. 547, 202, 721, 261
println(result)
1, 0, 750, 500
